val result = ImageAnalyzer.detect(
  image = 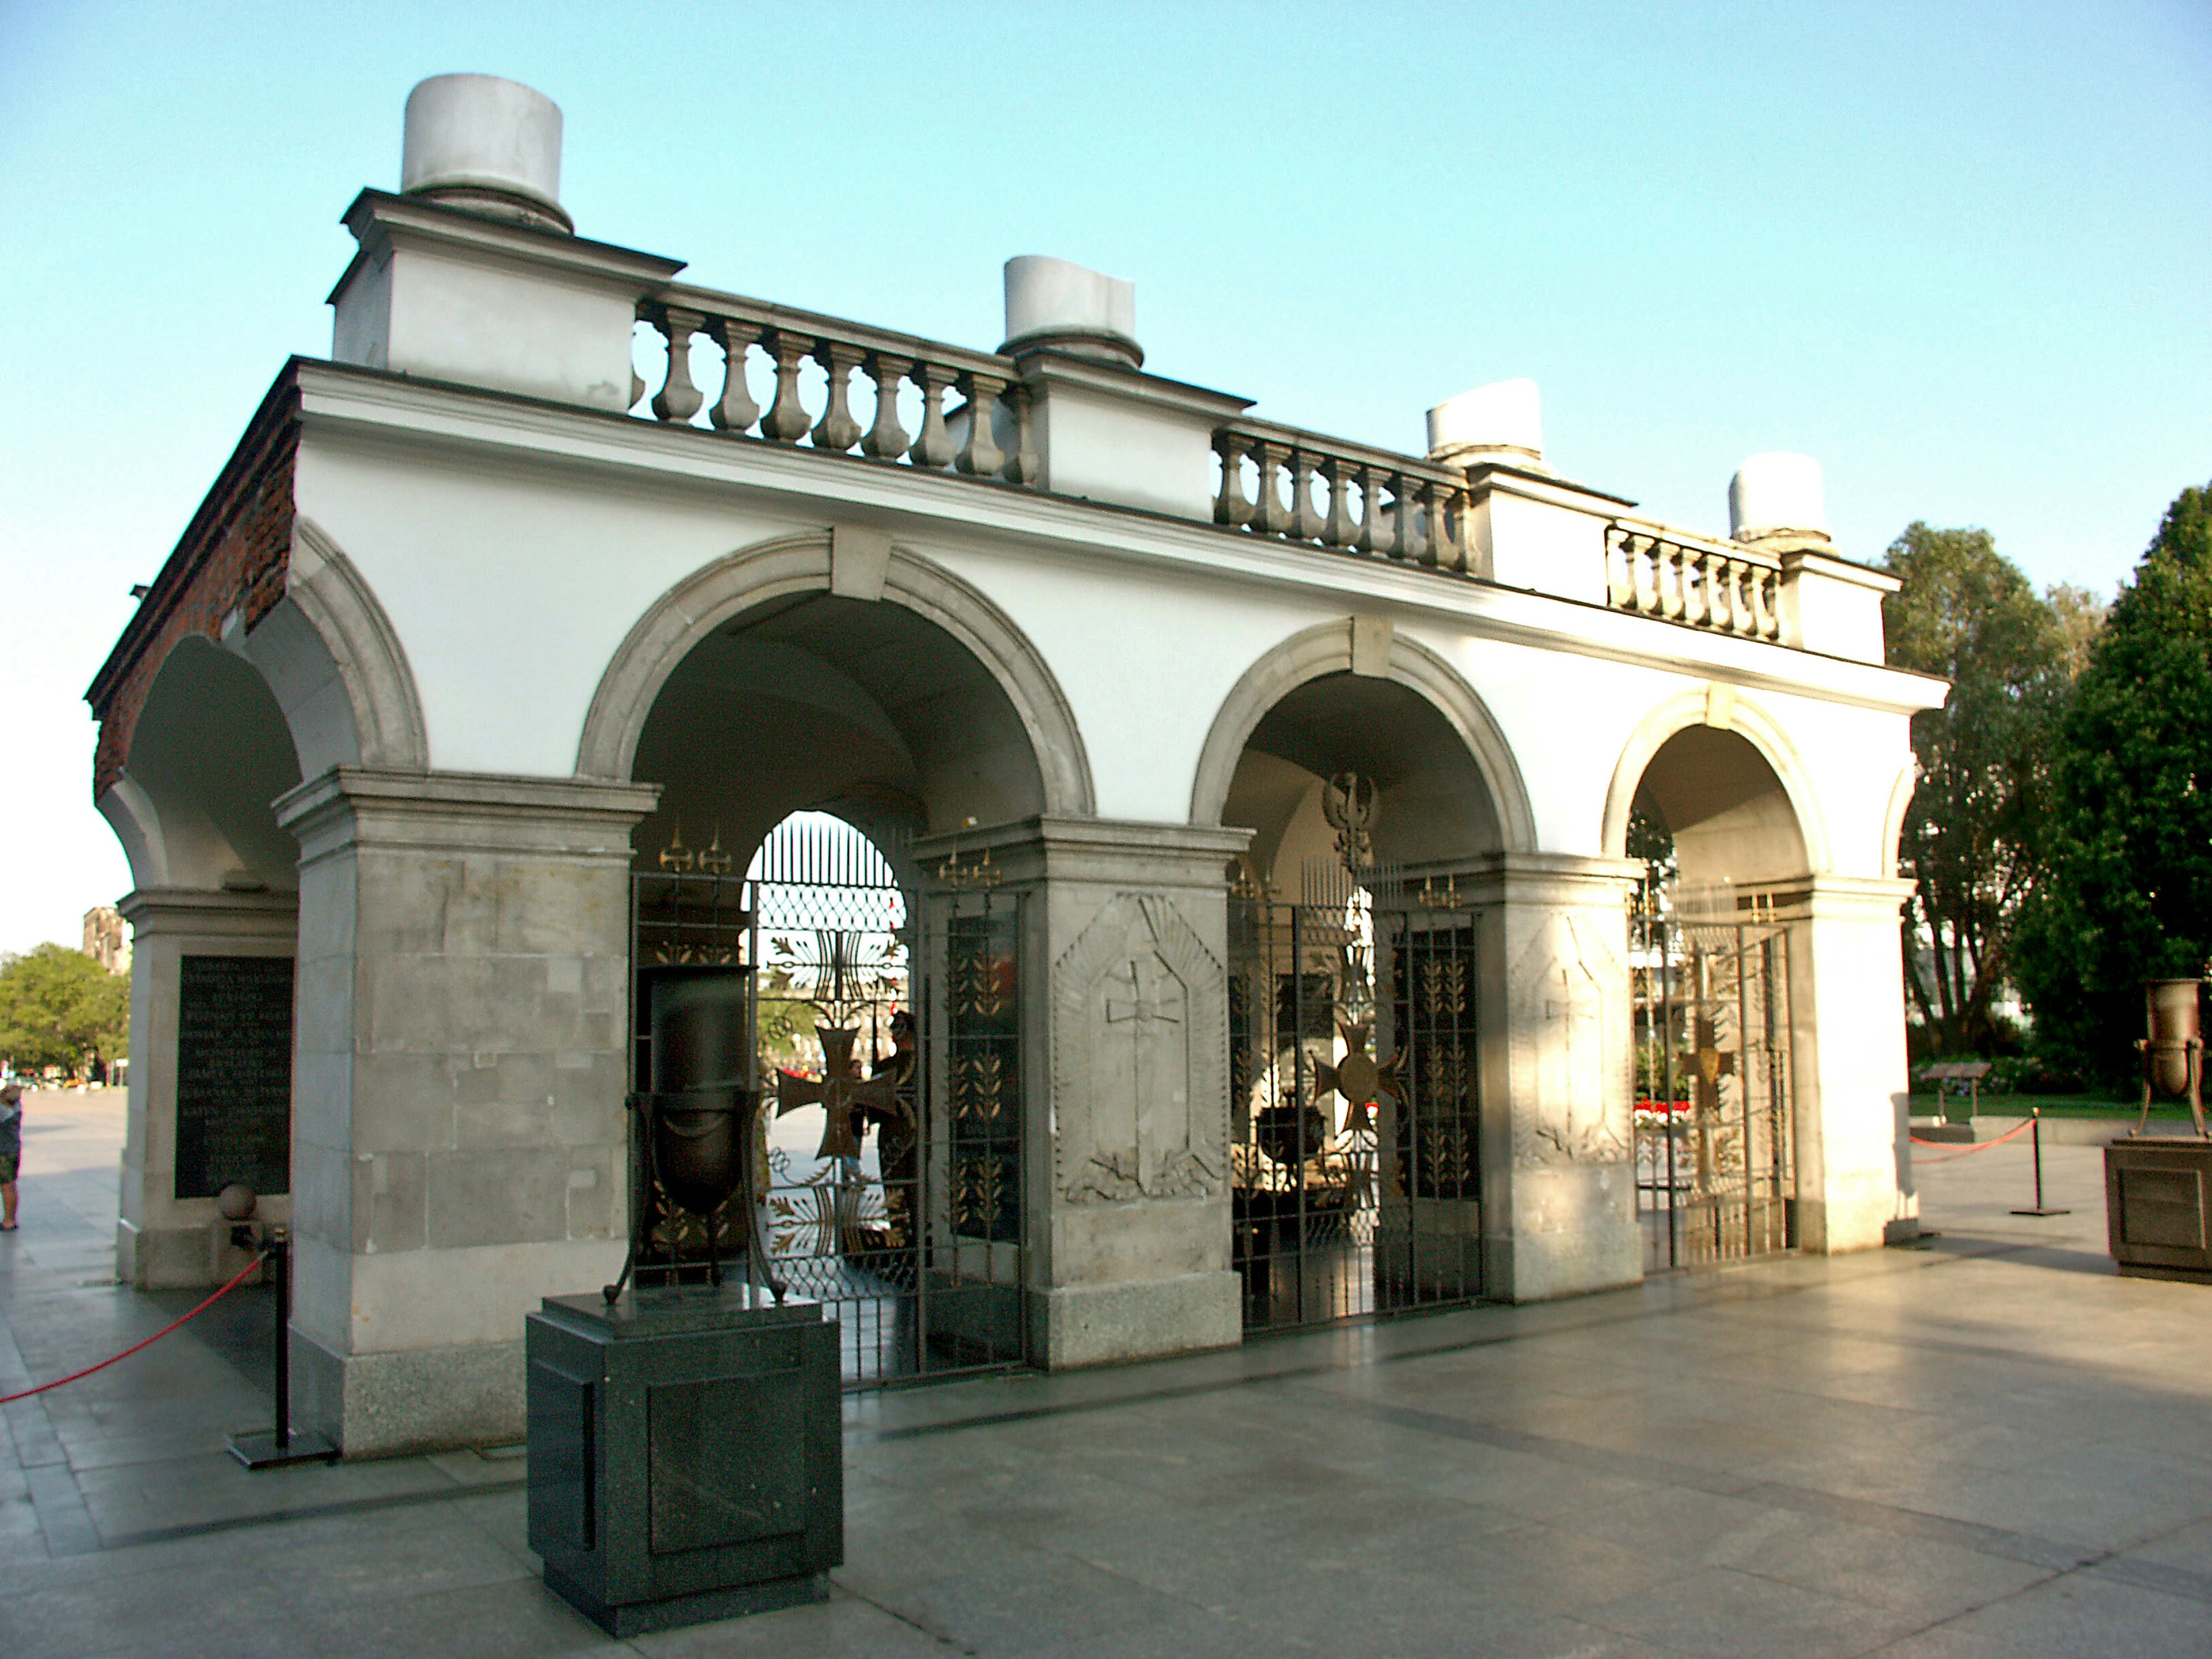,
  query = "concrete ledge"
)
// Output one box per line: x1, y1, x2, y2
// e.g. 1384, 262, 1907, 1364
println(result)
1911, 1115, 2152, 1147
116, 1219, 262, 1290
1034, 1271, 1240, 1369
293, 1328, 525, 1457
1485, 1220, 1642, 1303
